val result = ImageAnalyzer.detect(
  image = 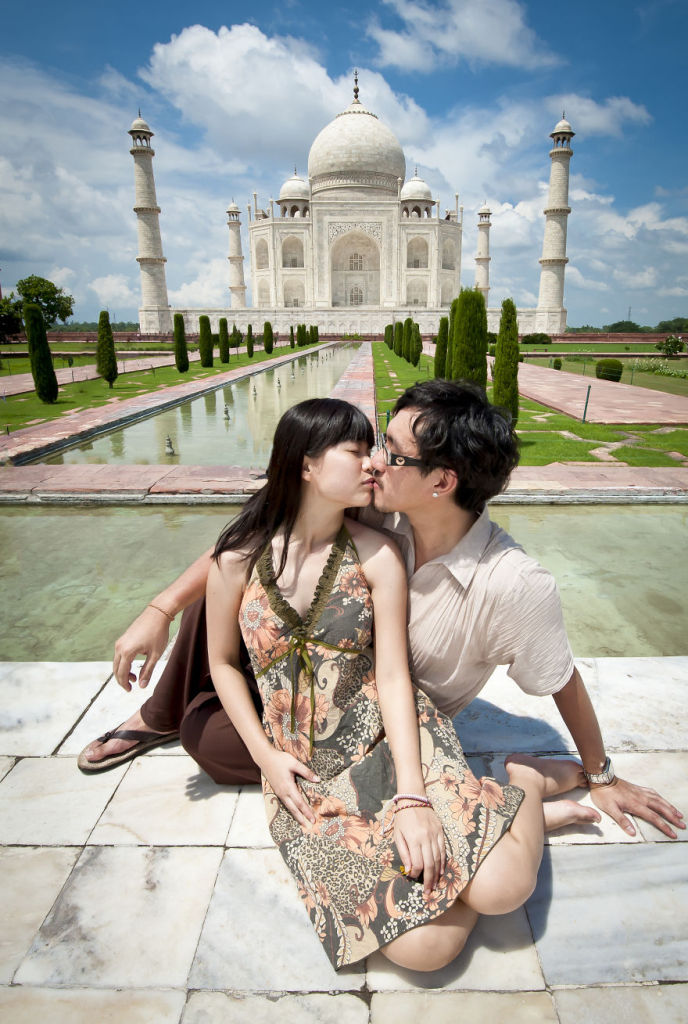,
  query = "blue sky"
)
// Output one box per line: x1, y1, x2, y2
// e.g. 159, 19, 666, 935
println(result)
1, 0, 686, 327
